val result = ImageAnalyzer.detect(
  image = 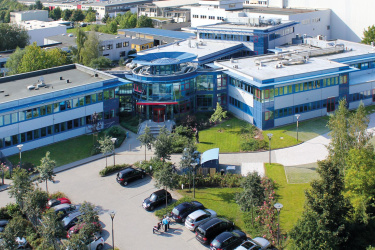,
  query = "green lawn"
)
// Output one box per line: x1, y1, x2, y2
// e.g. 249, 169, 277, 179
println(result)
7, 135, 95, 167
197, 118, 250, 153
178, 187, 245, 230
265, 163, 309, 232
